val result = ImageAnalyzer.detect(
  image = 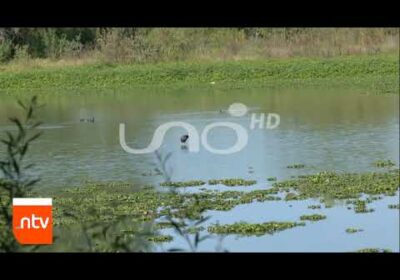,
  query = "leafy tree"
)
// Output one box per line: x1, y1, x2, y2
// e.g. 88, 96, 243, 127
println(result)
0, 96, 42, 252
